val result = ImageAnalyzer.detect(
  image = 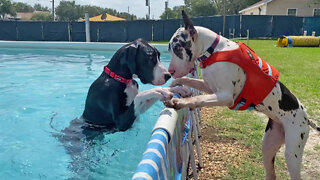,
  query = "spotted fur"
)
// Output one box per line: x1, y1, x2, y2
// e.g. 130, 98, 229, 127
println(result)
169, 31, 194, 62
